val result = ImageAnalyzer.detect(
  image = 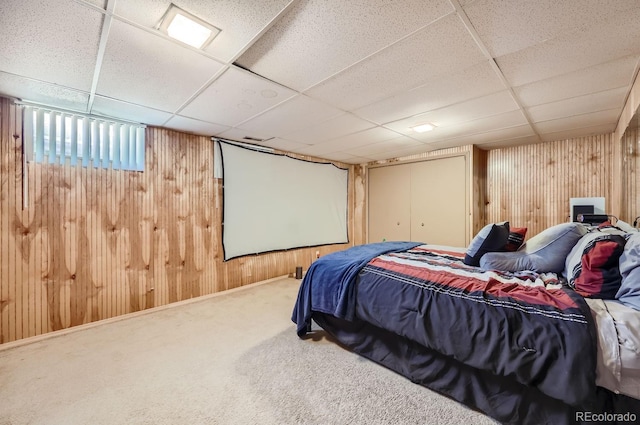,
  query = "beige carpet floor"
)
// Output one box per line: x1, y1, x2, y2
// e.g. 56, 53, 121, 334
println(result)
0, 277, 497, 424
